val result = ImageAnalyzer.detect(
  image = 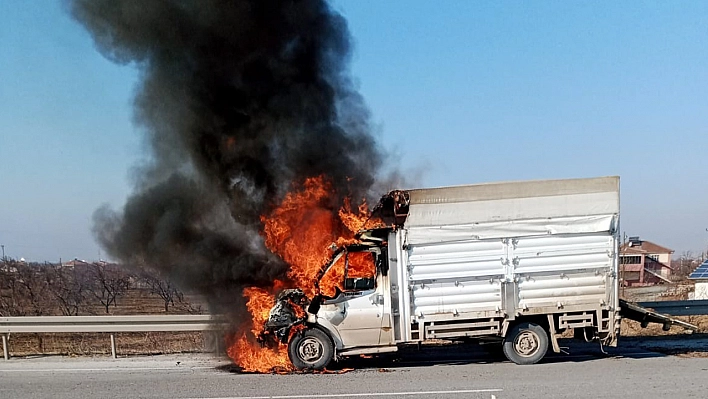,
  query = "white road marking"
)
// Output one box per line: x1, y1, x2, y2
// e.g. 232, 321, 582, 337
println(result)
188, 389, 503, 399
